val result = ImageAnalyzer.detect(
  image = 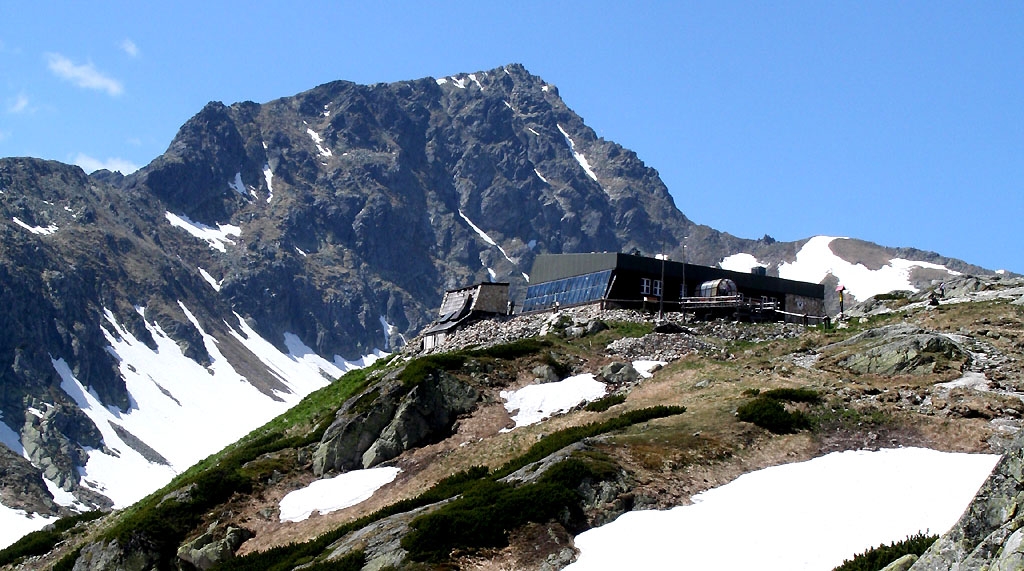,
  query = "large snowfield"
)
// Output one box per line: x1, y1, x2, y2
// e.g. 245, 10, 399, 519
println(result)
567, 447, 1000, 571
